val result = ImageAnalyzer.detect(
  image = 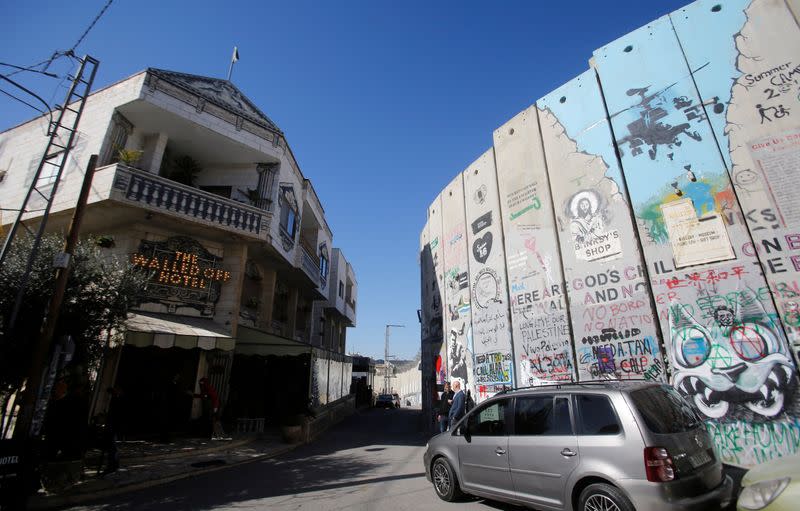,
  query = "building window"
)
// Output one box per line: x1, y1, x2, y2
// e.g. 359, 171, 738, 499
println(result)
272, 280, 289, 322
278, 185, 299, 241
319, 243, 329, 281
338, 281, 344, 298
255, 163, 278, 211
101, 112, 133, 165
